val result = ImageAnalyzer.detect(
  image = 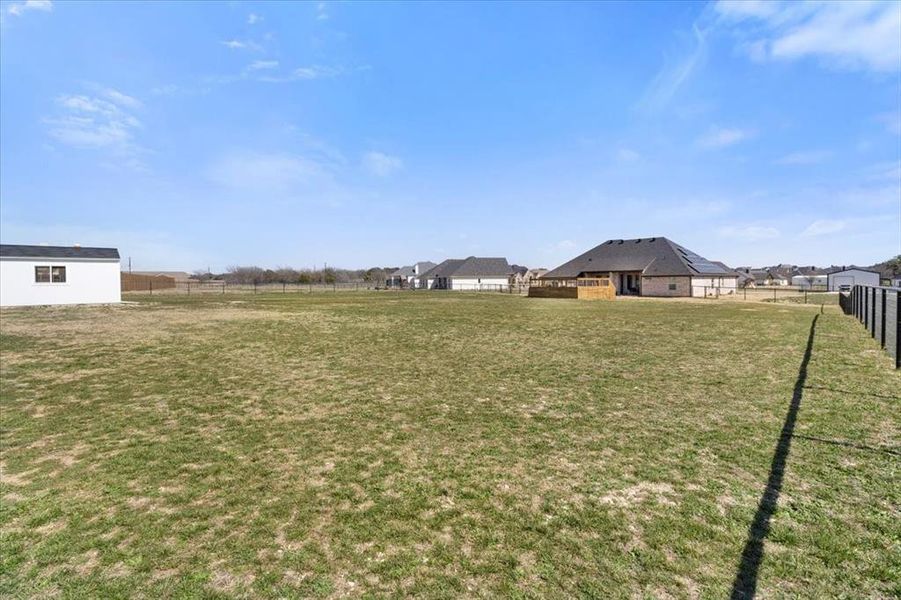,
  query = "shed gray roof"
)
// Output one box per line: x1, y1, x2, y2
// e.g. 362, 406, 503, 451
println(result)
543, 237, 734, 279
0, 244, 120, 260
419, 256, 511, 279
